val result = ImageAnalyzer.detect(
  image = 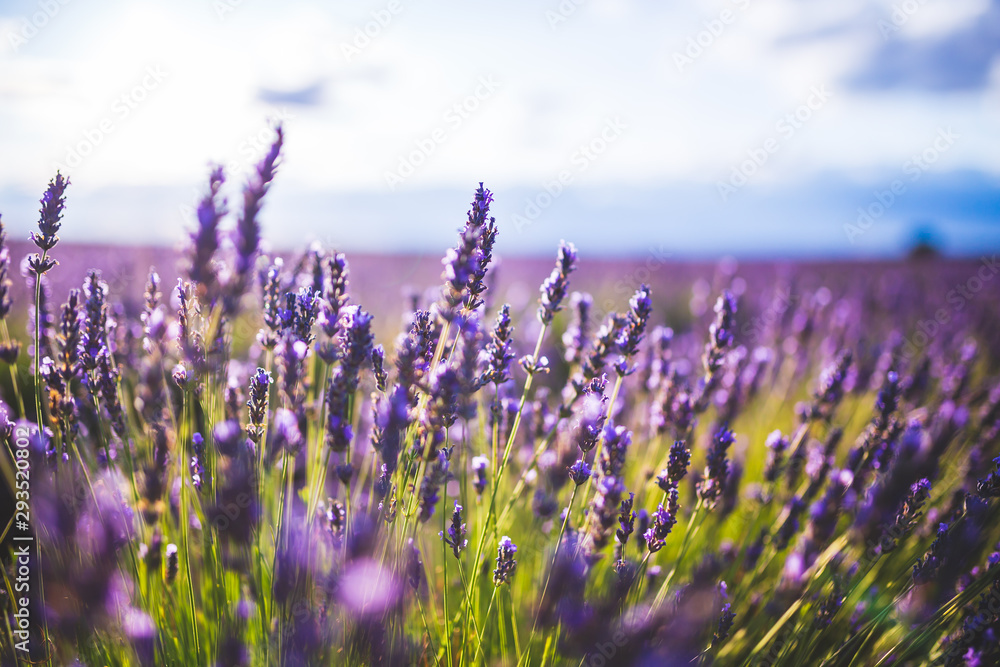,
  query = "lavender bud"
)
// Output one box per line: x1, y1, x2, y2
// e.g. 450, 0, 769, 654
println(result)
763, 429, 790, 484
644, 489, 679, 553
371, 345, 388, 392
615, 284, 652, 368
616, 493, 636, 547
479, 304, 516, 386
246, 367, 271, 442
30, 172, 69, 257
568, 459, 593, 486
418, 448, 451, 523
472, 455, 490, 497
0, 215, 12, 319
712, 602, 736, 647
562, 292, 592, 364
440, 501, 468, 558
190, 432, 207, 492
538, 240, 578, 325
493, 536, 518, 585
698, 426, 735, 509
165, 543, 179, 584
657, 440, 691, 491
